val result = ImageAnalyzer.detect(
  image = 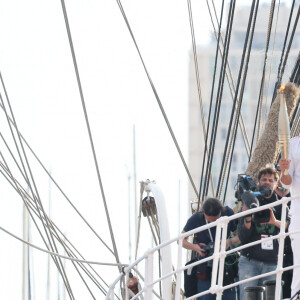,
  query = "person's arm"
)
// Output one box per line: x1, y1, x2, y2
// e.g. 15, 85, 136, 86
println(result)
226, 234, 240, 249
278, 158, 292, 186
226, 209, 241, 248
238, 204, 253, 244
242, 204, 252, 229
181, 231, 207, 257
